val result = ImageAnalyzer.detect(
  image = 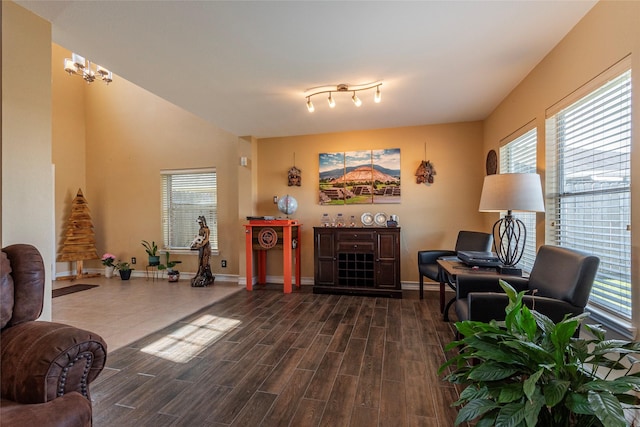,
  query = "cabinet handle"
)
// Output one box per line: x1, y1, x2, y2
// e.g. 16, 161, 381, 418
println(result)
353, 245, 358, 249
